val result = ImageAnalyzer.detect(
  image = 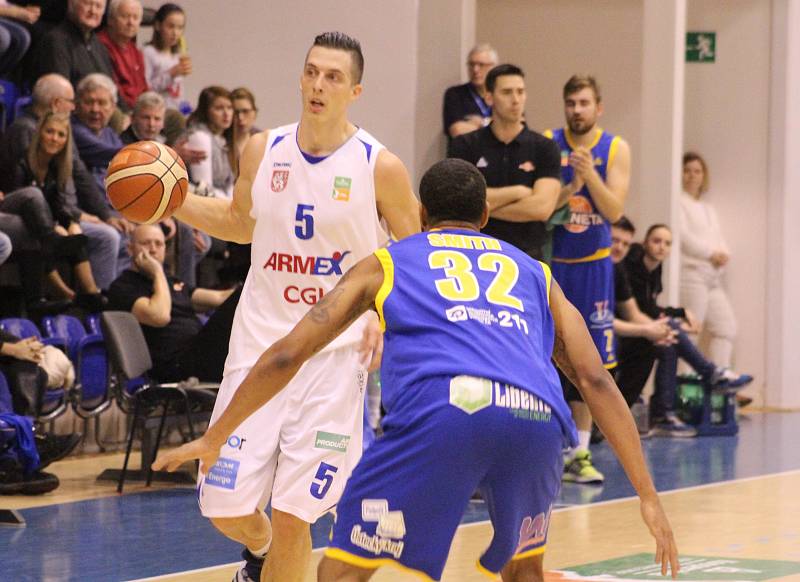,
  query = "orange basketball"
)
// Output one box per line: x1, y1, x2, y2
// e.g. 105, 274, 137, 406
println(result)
105, 141, 189, 224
